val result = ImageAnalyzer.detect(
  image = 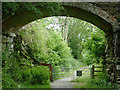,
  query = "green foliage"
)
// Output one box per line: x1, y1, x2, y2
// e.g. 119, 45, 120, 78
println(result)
19, 19, 74, 68
2, 46, 24, 88
18, 18, 82, 80
2, 71, 18, 88
2, 2, 19, 17
81, 30, 106, 64
85, 29, 106, 58
2, 40, 50, 88
20, 84, 51, 88
2, 16, 107, 88
45, 2, 64, 16
75, 72, 119, 89
67, 19, 91, 59
21, 66, 50, 85
40, 17, 105, 65
85, 73, 119, 89
2, 46, 50, 87
65, 18, 106, 65
2, 2, 64, 20
2, 46, 21, 78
